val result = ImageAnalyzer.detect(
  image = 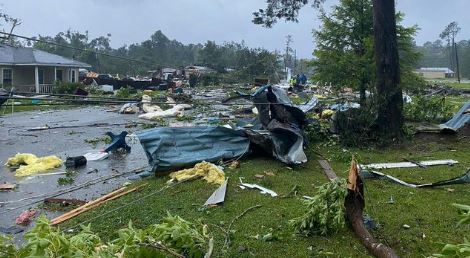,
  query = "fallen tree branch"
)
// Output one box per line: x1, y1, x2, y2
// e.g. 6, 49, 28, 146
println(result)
204, 238, 214, 258
140, 242, 184, 258
345, 160, 398, 258
224, 204, 262, 248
